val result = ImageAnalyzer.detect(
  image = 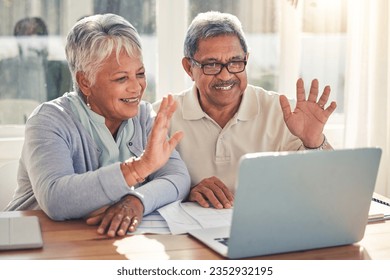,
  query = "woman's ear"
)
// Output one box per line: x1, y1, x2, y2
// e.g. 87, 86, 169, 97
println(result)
76, 71, 91, 95
182, 57, 195, 81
